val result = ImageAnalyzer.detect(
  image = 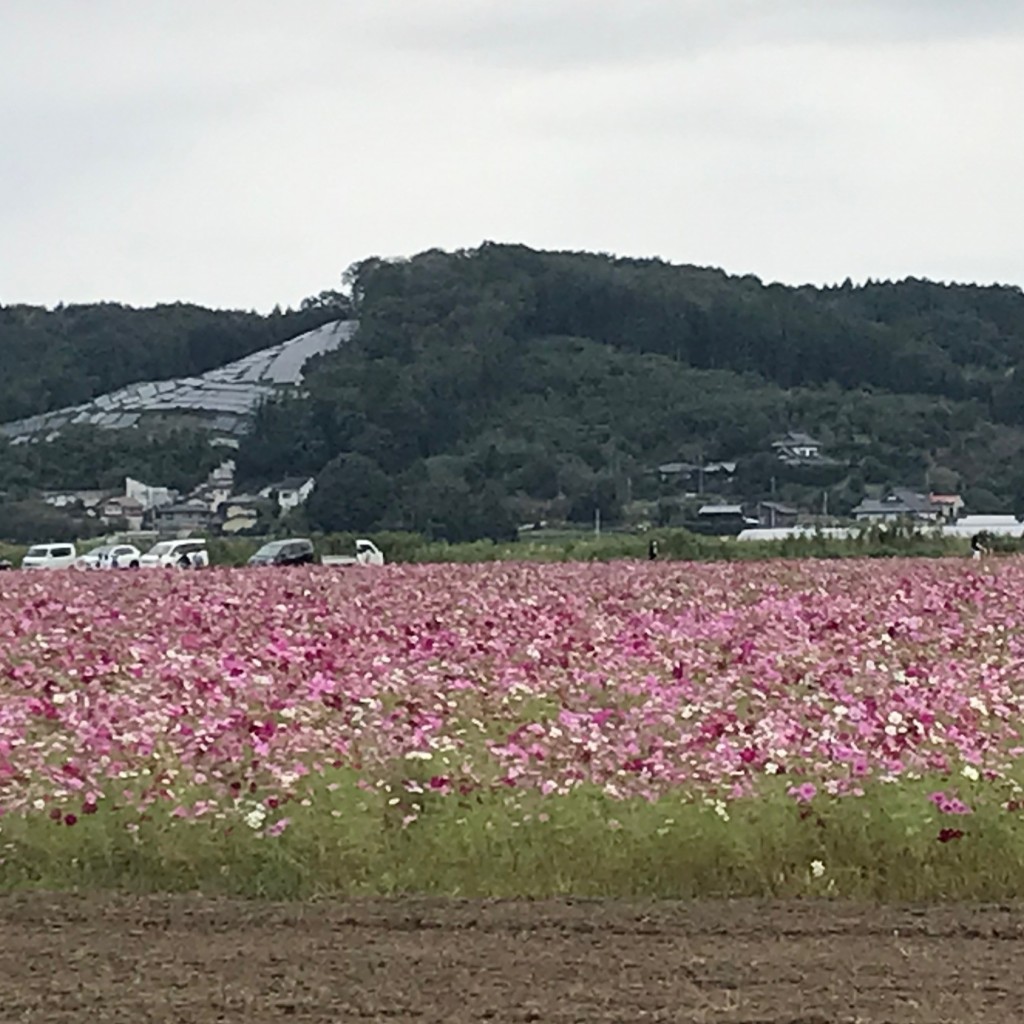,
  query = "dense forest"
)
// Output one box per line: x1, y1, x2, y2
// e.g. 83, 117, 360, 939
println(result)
4, 244, 1024, 541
